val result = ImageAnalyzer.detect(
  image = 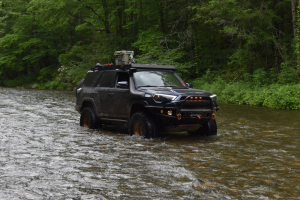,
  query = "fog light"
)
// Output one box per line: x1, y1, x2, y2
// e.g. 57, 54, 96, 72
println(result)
161, 110, 164, 114
168, 110, 172, 116
212, 113, 215, 120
